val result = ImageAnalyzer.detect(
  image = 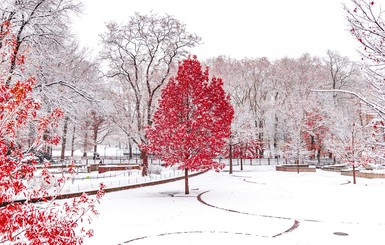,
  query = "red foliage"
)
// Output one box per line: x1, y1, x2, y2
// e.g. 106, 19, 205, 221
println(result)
223, 140, 262, 159
146, 57, 234, 172
302, 111, 328, 158
0, 22, 104, 244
